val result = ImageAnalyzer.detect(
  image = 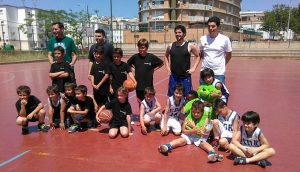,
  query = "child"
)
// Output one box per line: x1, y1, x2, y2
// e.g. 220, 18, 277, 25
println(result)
183, 90, 199, 118
228, 111, 276, 168
158, 100, 224, 162
60, 82, 77, 128
46, 84, 66, 130
140, 87, 162, 135
211, 99, 239, 149
49, 46, 71, 93
90, 45, 110, 107
15, 85, 48, 135
96, 86, 132, 138
67, 85, 96, 133
161, 83, 185, 136
109, 48, 136, 98
127, 38, 163, 104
